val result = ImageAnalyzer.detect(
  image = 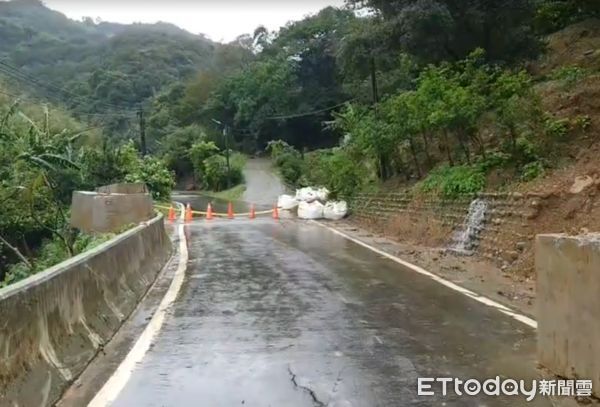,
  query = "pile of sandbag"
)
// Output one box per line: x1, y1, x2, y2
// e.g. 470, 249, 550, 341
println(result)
277, 194, 299, 210
294, 187, 330, 203
278, 186, 347, 220
323, 201, 348, 220
297, 201, 324, 219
